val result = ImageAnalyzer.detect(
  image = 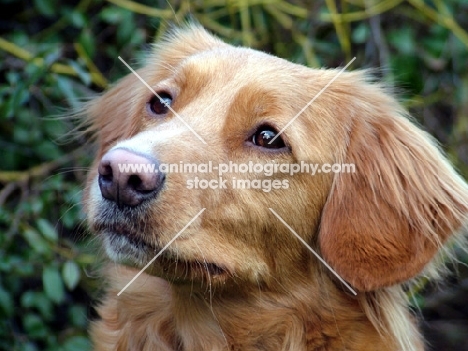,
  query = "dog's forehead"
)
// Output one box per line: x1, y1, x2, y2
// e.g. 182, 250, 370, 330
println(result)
177, 46, 307, 84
